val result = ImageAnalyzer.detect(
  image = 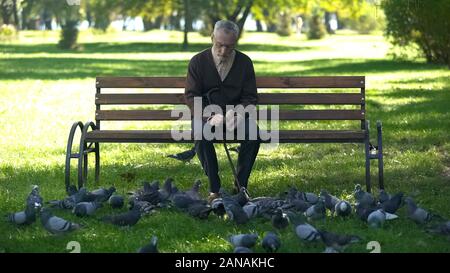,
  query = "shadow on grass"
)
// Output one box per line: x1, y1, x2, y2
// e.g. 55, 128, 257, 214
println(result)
0, 42, 311, 54
1, 57, 447, 80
